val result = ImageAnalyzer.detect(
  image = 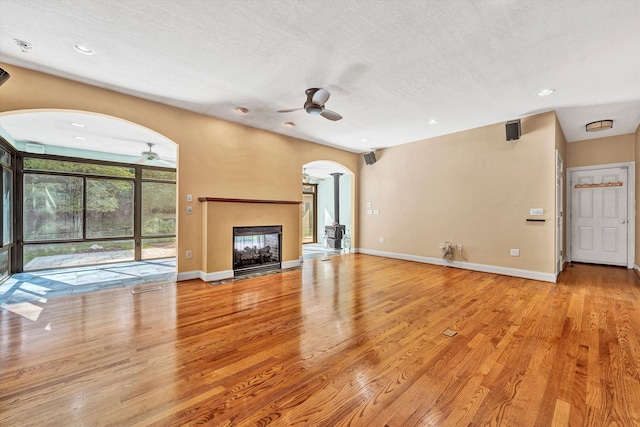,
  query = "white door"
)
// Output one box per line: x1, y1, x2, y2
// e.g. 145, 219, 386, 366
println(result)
571, 167, 628, 266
